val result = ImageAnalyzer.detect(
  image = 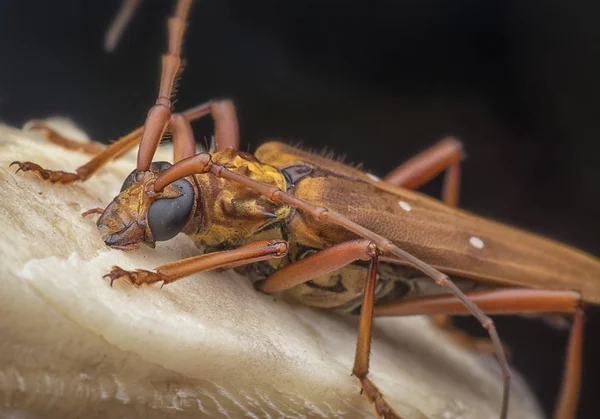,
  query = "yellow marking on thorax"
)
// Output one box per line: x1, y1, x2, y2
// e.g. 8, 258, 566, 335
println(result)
189, 148, 292, 249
